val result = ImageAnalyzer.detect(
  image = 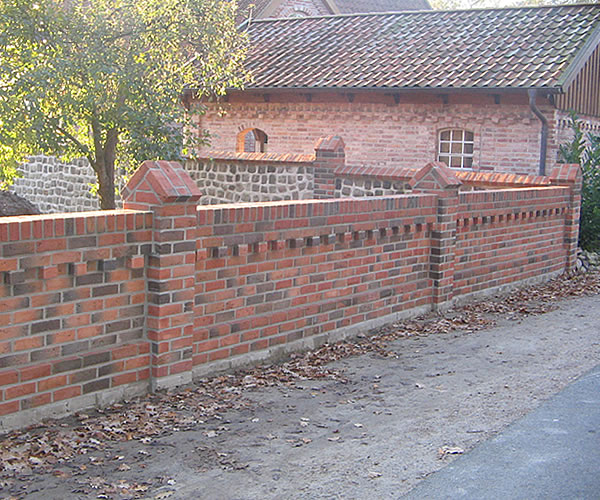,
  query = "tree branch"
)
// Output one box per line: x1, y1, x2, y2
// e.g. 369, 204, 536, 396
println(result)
45, 116, 90, 158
